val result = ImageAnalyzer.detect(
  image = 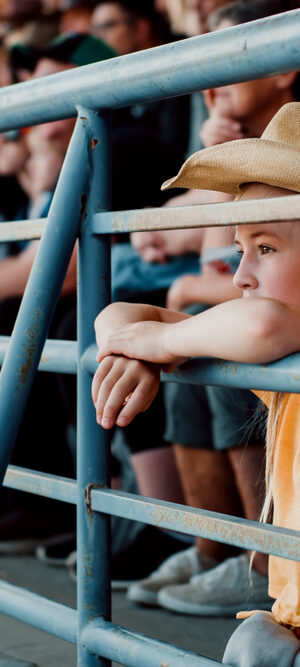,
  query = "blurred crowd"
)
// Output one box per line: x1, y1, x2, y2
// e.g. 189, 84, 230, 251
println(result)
0, 0, 299, 625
